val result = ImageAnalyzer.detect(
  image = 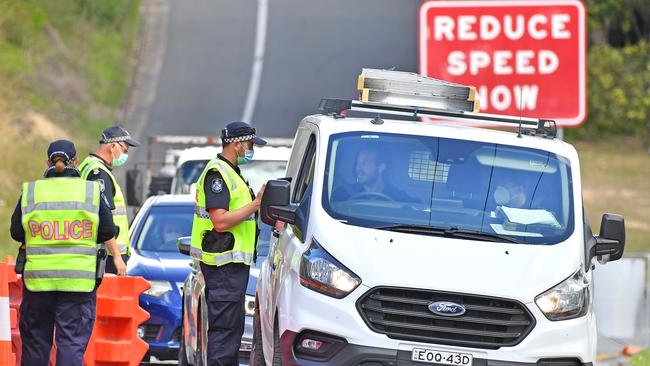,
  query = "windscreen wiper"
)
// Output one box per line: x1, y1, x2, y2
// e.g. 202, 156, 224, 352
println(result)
375, 224, 519, 243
